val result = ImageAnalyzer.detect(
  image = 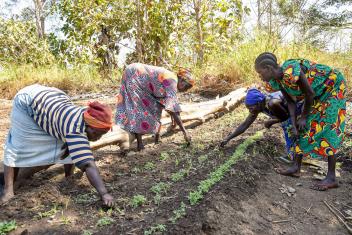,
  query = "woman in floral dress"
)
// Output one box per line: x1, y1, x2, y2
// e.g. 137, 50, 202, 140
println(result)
116, 63, 194, 150
255, 52, 346, 191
